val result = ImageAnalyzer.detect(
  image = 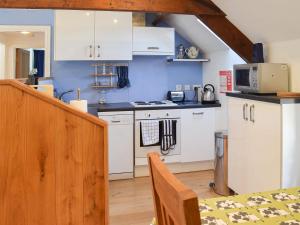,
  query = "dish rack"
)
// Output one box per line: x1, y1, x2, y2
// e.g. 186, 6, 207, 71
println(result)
91, 63, 128, 89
